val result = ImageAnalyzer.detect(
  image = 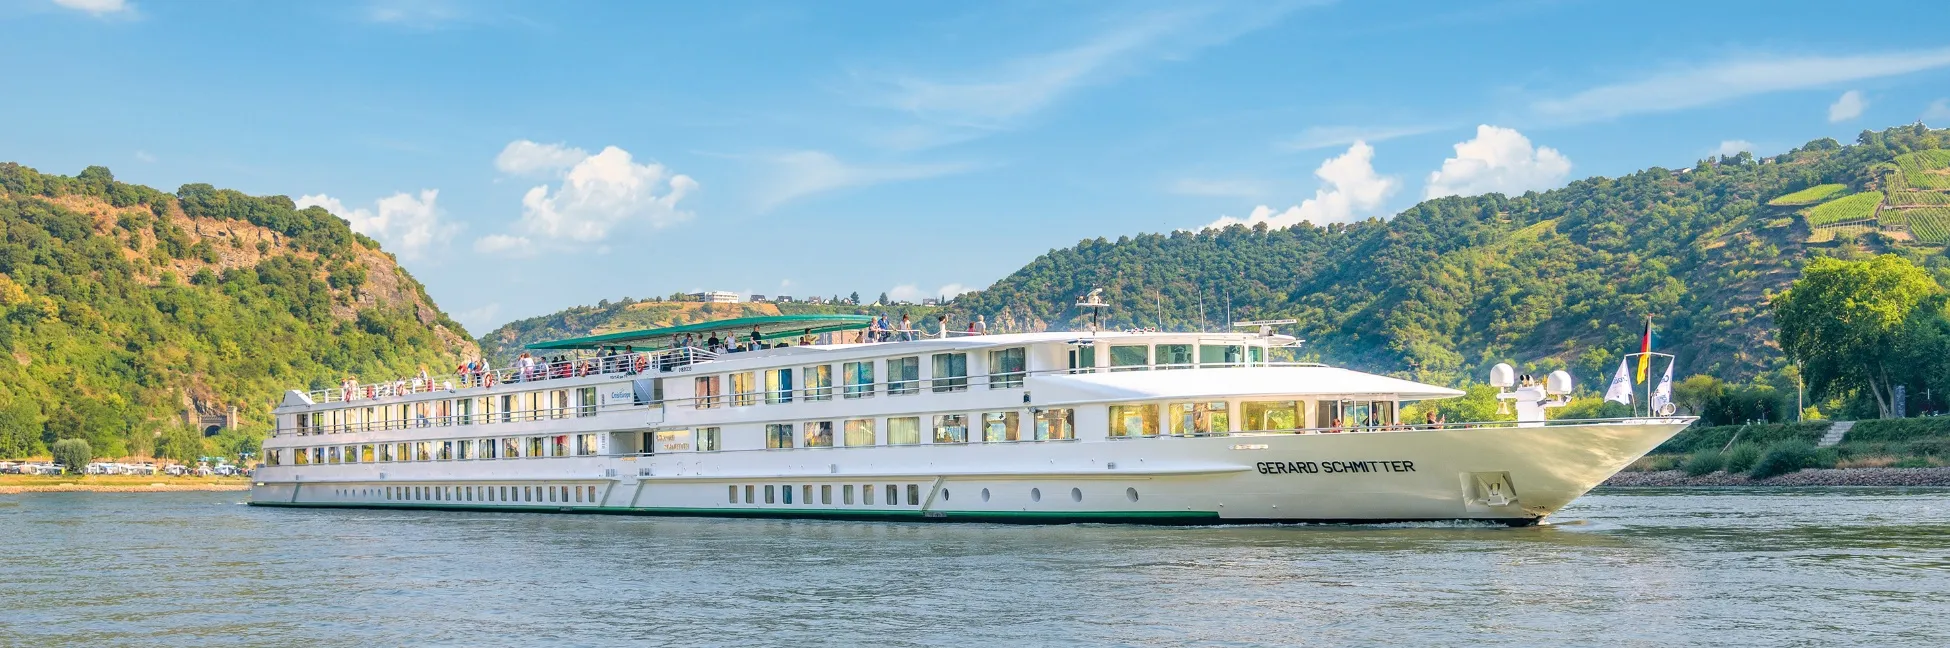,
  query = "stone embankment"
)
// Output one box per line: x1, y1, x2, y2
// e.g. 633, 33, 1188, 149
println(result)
0, 482, 249, 494
1605, 467, 1950, 488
